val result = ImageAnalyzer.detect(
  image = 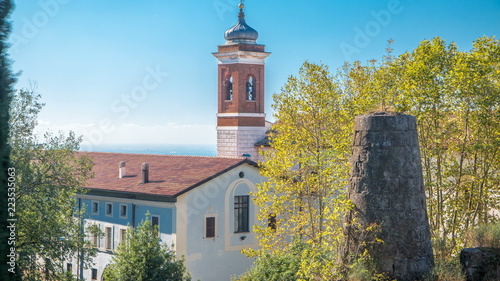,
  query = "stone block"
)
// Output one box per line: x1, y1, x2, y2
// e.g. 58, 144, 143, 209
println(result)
461, 247, 500, 281
379, 258, 395, 274
359, 130, 418, 148
355, 113, 416, 132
